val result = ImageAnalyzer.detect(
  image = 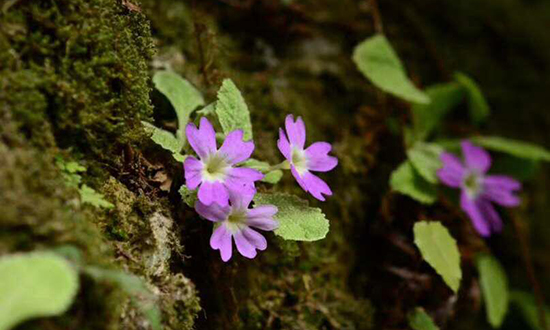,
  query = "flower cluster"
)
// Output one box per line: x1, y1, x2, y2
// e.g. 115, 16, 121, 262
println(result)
184, 115, 338, 261
438, 141, 521, 237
